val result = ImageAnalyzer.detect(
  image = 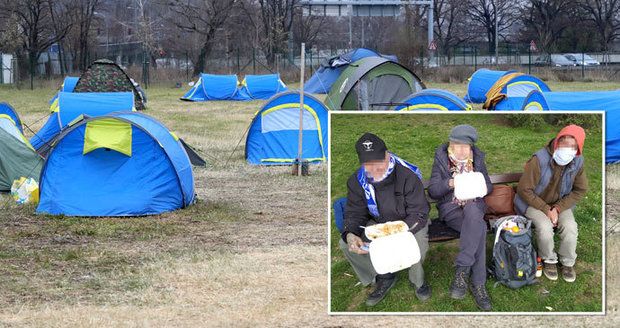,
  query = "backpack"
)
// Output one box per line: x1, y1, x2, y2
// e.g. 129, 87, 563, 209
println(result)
489, 215, 538, 289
